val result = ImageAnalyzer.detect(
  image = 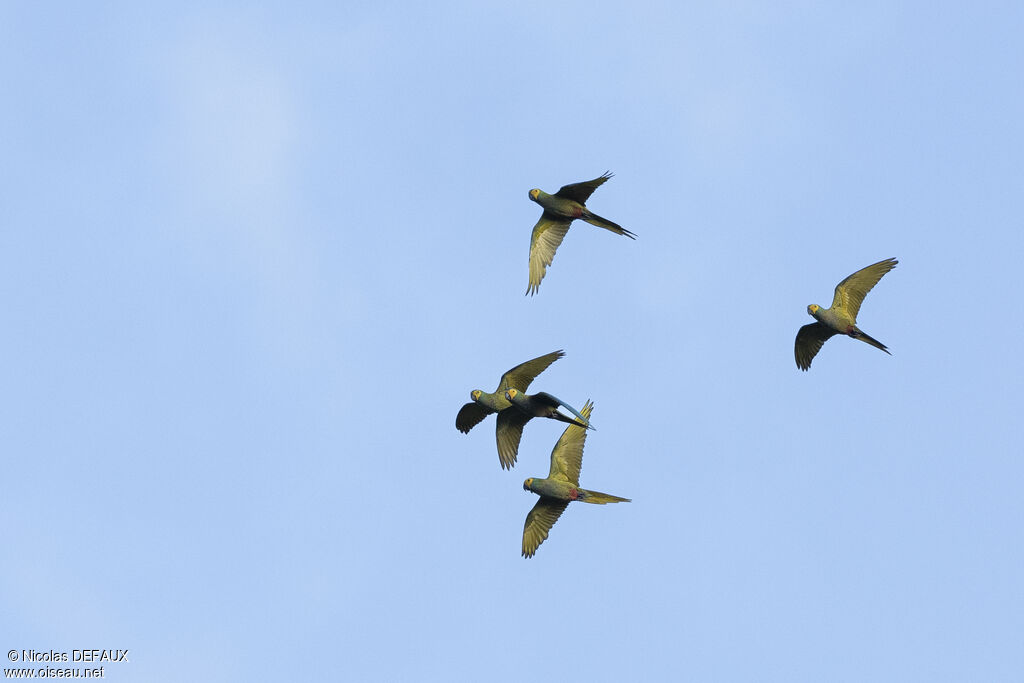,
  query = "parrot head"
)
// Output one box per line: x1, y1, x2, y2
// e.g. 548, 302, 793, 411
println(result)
470, 389, 483, 401
528, 189, 540, 202
807, 304, 820, 317
523, 478, 534, 491
505, 388, 518, 401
